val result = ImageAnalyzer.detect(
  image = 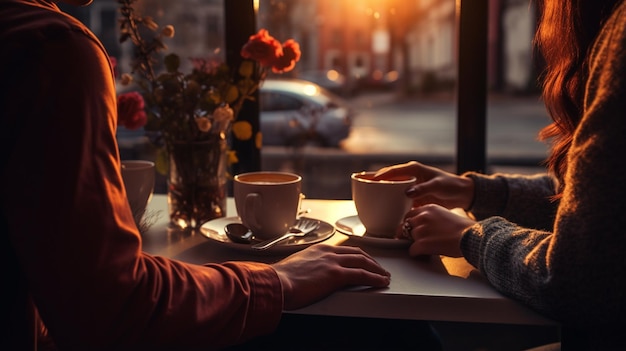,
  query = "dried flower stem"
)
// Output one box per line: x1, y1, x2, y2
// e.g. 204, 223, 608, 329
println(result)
118, 0, 163, 84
